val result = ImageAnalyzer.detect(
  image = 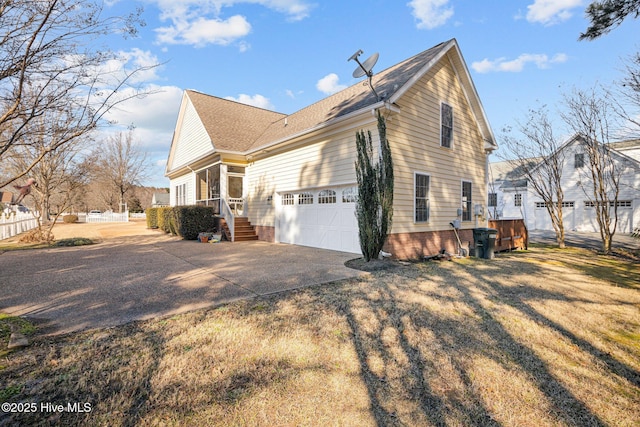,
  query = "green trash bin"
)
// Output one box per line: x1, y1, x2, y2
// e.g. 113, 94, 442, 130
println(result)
473, 228, 498, 259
